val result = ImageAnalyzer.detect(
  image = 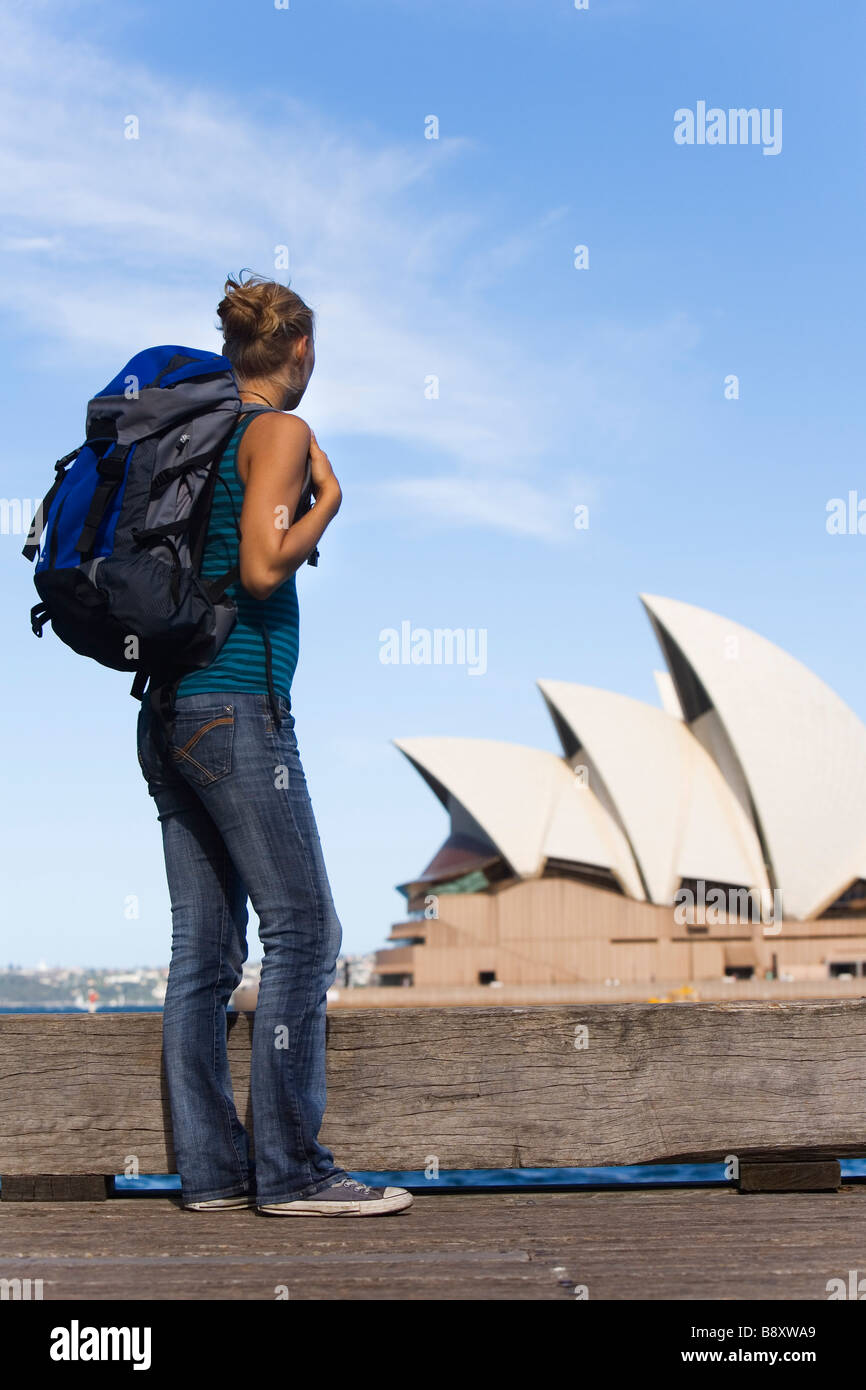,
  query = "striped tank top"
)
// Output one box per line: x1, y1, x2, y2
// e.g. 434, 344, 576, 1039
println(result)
176, 411, 300, 702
